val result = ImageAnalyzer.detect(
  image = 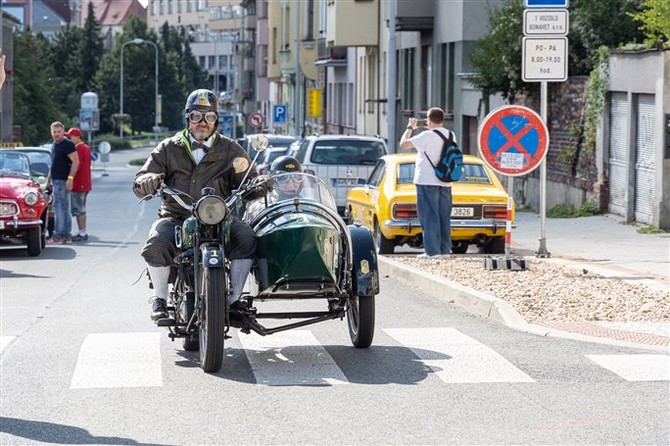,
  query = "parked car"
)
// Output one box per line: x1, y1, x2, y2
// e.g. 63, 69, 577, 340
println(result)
2, 146, 54, 236
239, 134, 298, 164
0, 151, 49, 256
290, 134, 388, 214
256, 146, 290, 174
345, 153, 513, 254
